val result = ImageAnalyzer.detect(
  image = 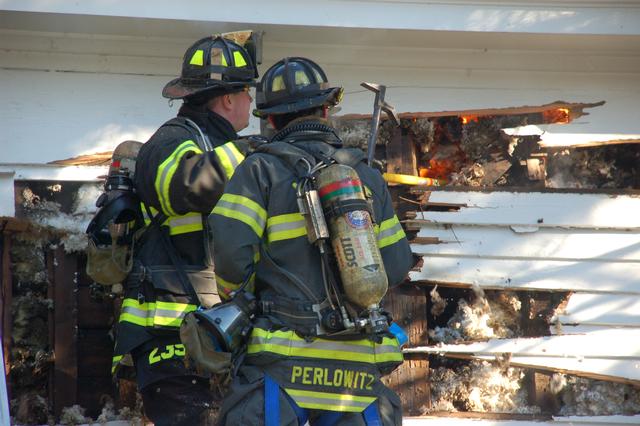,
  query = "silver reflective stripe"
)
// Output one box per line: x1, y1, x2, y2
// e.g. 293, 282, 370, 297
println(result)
374, 344, 403, 355
291, 394, 371, 410
120, 304, 189, 319
268, 218, 306, 234
219, 143, 241, 170
216, 199, 266, 229
169, 215, 201, 228
121, 305, 148, 318
377, 222, 403, 241
154, 308, 186, 319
